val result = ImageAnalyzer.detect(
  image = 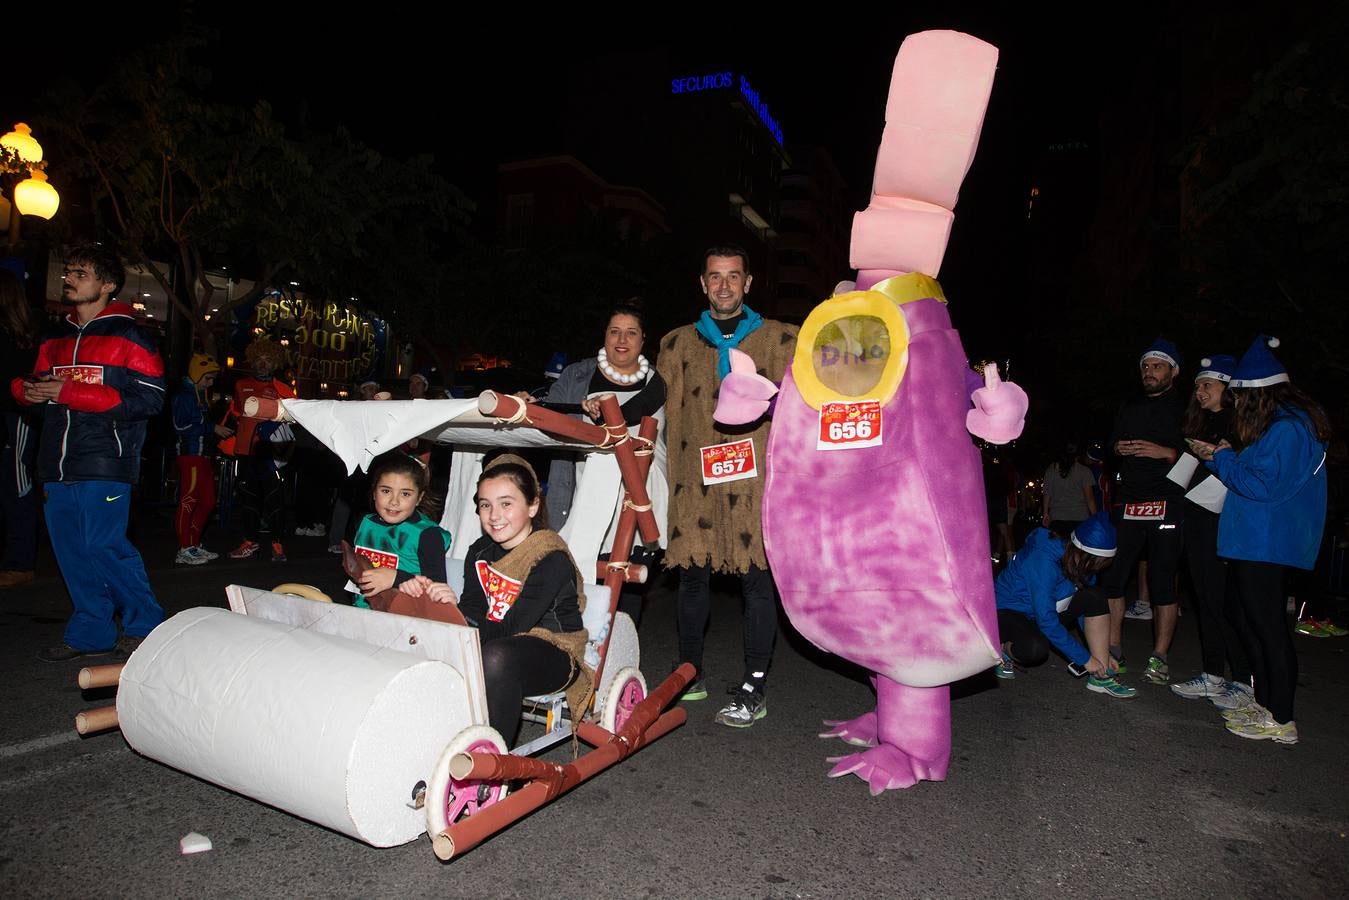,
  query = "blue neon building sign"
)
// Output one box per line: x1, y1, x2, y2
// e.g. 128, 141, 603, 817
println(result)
670, 71, 785, 145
